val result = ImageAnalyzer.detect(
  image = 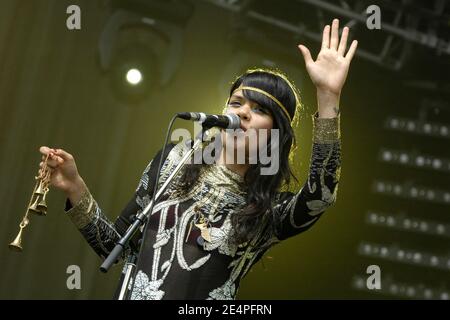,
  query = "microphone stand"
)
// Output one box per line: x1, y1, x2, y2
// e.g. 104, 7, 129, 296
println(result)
100, 127, 211, 300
